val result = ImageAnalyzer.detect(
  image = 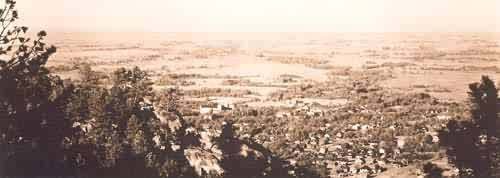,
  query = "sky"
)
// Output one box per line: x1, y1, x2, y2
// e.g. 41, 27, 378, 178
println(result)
14, 0, 500, 32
